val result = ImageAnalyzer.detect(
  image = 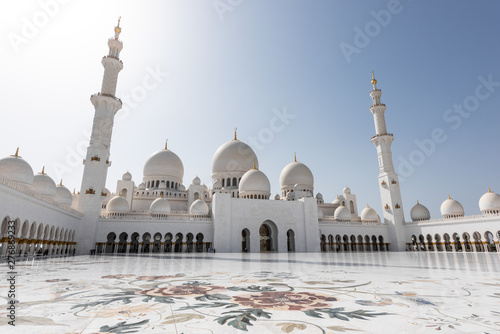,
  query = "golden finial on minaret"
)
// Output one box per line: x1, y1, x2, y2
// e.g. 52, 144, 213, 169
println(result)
73, 188, 76, 195
417, 200, 420, 204
165, 139, 168, 150
488, 187, 492, 193
371, 71, 377, 85
114, 16, 122, 37
11, 147, 20, 158
160, 192, 163, 198
294, 152, 297, 162
253, 160, 256, 169
234, 127, 237, 141
448, 194, 451, 199
59, 179, 63, 186
40, 166, 45, 175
